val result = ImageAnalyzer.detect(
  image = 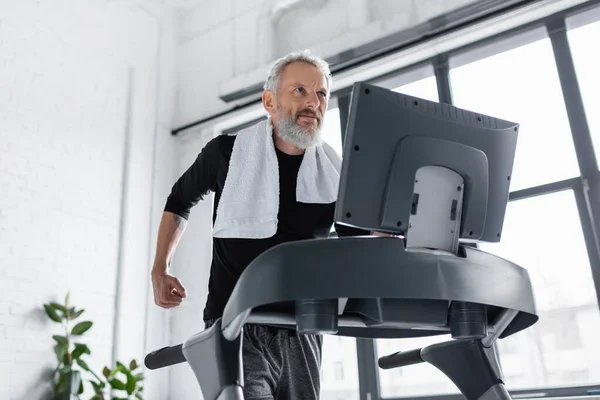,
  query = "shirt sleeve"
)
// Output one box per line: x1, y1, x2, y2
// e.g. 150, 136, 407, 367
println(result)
164, 136, 223, 220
